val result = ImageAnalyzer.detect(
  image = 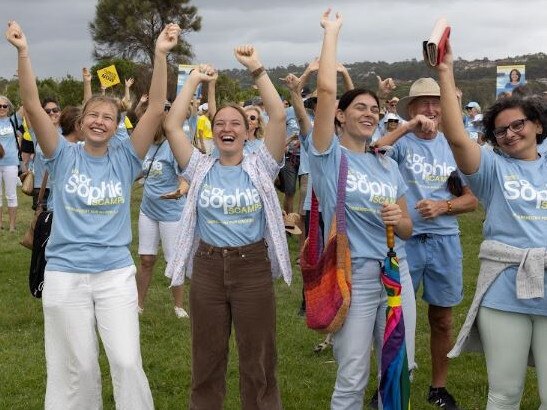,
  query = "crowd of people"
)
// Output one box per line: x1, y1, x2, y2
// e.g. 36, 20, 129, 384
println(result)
2, 9, 546, 410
